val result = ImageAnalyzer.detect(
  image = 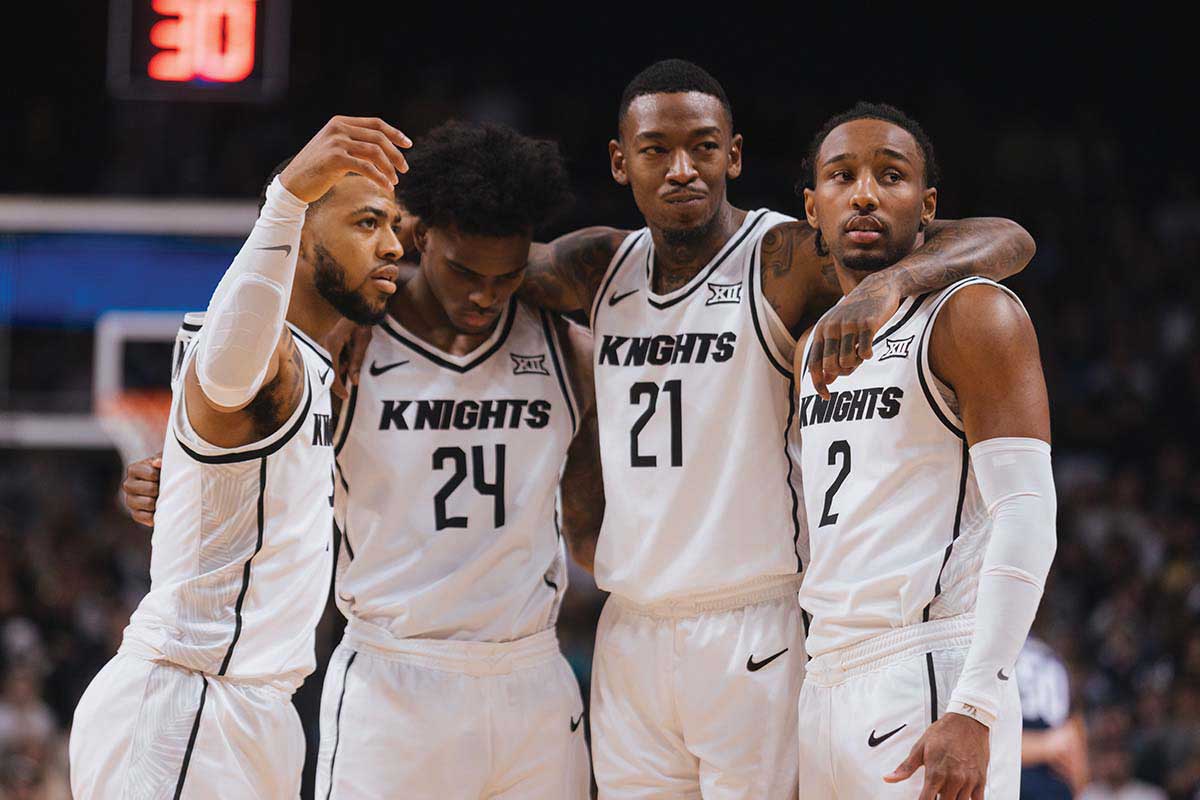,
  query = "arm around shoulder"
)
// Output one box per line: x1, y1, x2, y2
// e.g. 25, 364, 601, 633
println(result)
521, 227, 629, 314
